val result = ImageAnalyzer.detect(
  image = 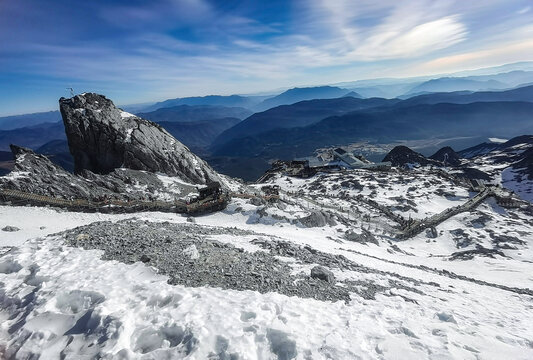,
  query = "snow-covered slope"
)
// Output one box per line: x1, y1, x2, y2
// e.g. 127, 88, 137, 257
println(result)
467, 135, 533, 201
1, 158, 533, 359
